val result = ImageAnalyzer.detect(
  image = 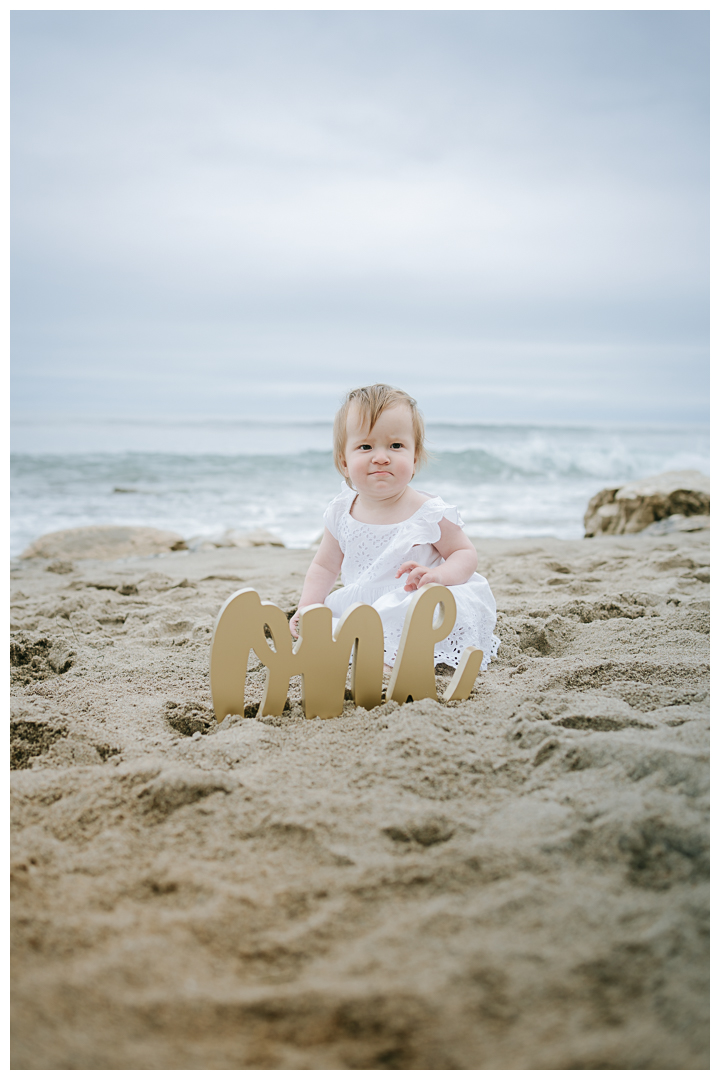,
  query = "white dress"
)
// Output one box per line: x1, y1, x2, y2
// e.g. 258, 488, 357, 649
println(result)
323, 485, 500, 670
